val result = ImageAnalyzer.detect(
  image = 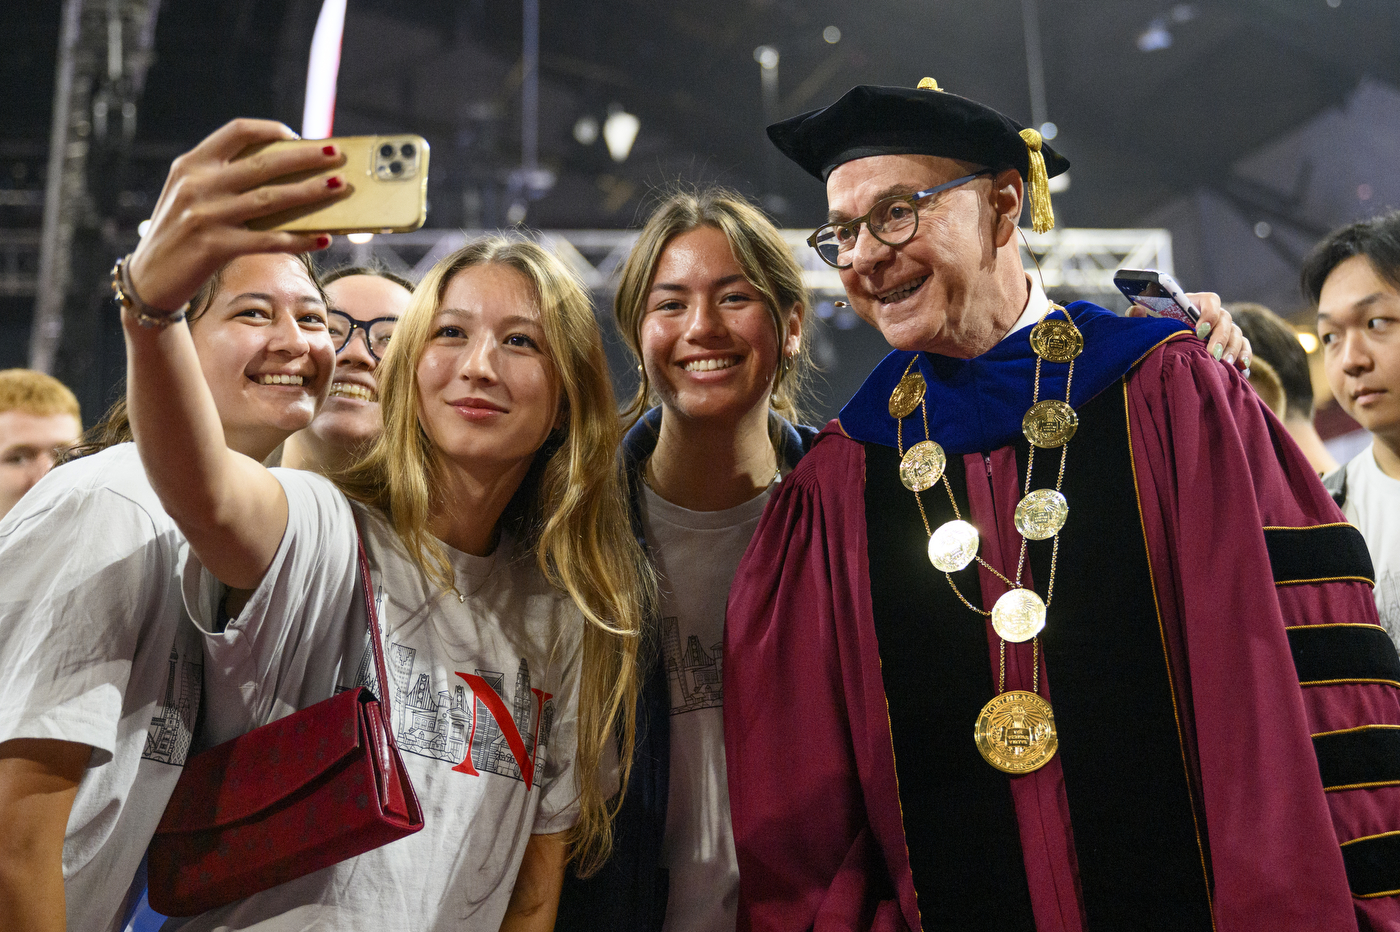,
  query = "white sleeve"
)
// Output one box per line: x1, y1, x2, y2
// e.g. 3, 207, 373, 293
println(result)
0, 487, 173, 765
182, 468, 359, 741
532, 628, 584, 835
